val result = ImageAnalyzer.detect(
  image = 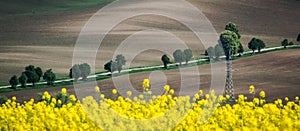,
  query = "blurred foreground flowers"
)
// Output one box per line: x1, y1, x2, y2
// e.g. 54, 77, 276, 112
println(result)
0, 84, 300, 130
